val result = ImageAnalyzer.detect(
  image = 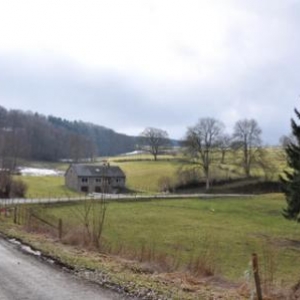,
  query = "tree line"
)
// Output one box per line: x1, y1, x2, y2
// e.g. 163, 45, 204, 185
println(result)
140, 105, 300, 223
0, 106, 136, 168
140, 118, 267, 190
